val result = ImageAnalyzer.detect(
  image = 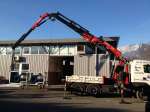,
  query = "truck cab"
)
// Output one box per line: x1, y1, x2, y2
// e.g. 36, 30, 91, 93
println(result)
130, 60, 150, 86
130, 60, 150, 99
